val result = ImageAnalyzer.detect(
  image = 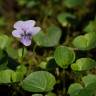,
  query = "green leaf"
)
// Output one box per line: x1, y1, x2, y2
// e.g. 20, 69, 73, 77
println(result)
54, 46, 75, 68
0, 34, 12, 49
72, 35, 87, 50
57, 12, 75, 26
79, 82, 96, 96
71, 58, 96, 71
0, 69, 15, 83
64, 0, 85, 8
6, 47, 18, 59
33, 26, 61, 47
84, 20, 96, 33
0, 66, 26, 83
16, 65, 27, 81
68, 83, 83, 96
72, 32, 96, 50
22, 71, 56, 92
84, 32, 96, 49
68, 74, 96, 96
82, 74, 96, 87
